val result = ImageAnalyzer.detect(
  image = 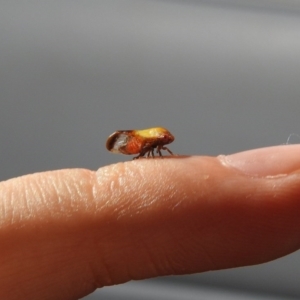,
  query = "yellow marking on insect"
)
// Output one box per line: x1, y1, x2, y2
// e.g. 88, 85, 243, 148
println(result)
135, 127, 169, 138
